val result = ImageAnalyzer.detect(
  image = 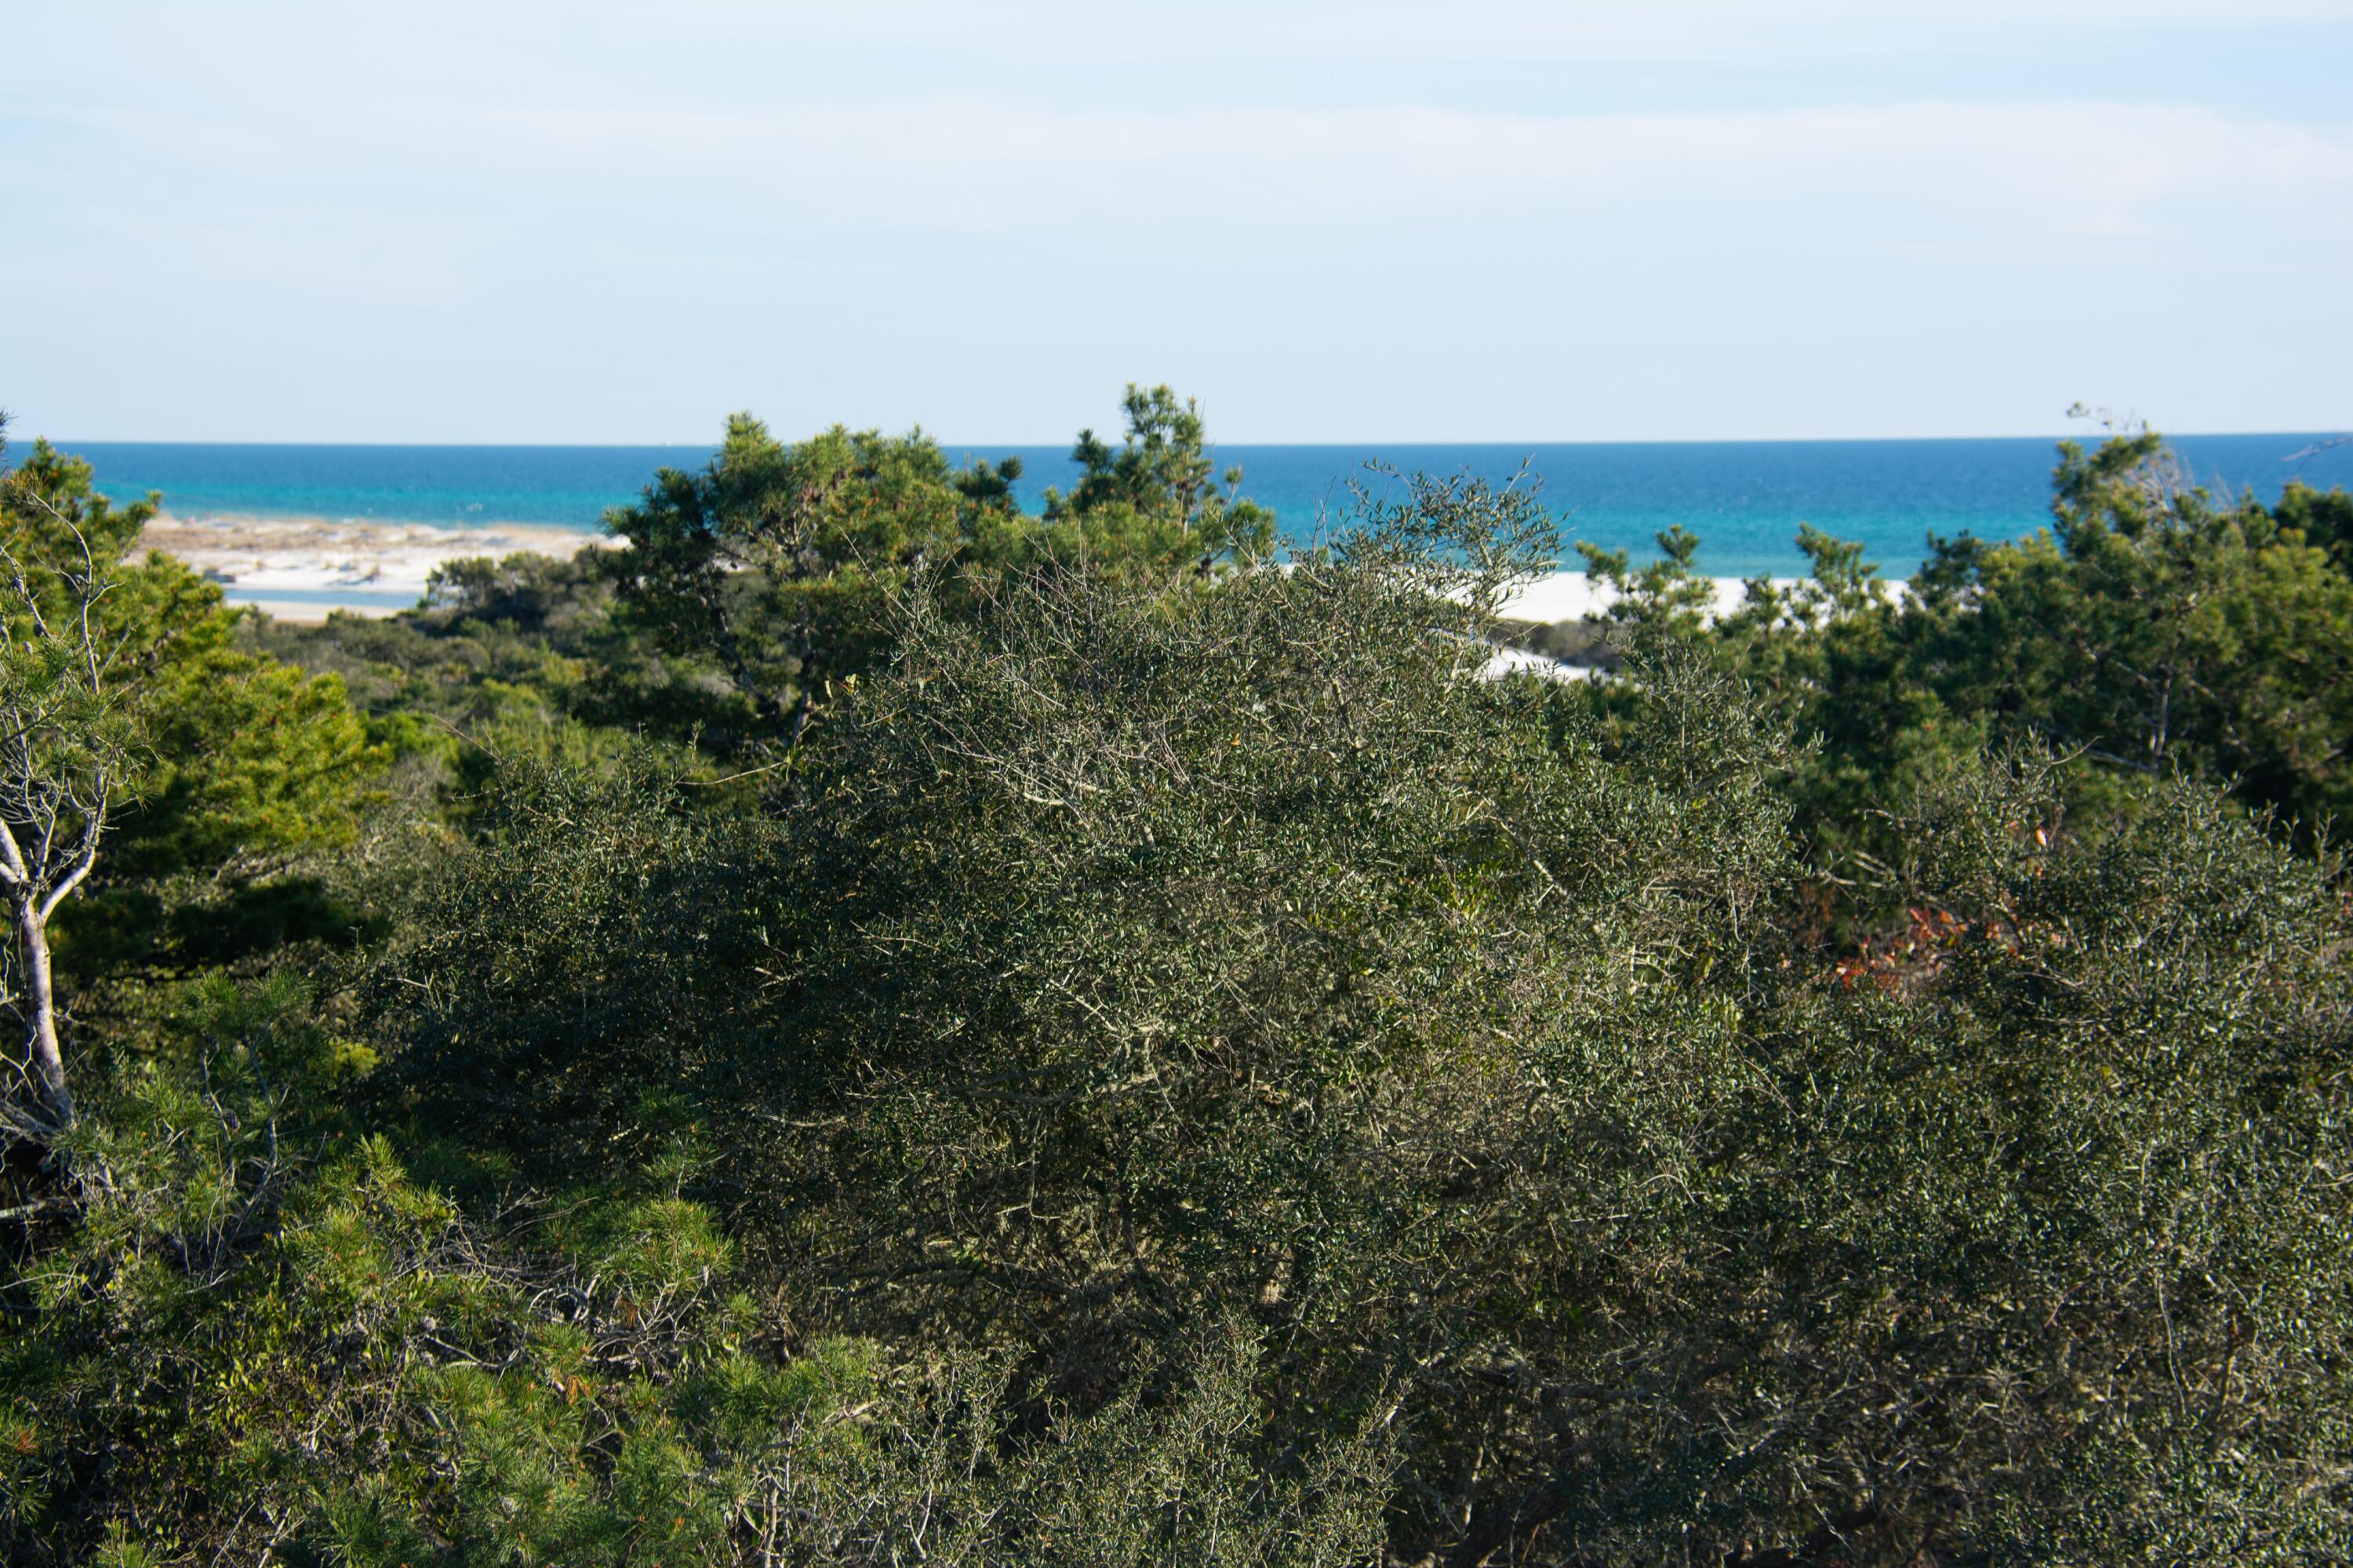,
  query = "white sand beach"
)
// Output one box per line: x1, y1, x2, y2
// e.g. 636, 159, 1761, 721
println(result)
131, 513, 1821, 633
1495, 572, 1771, 624
134, 513, 602, 622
